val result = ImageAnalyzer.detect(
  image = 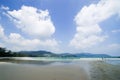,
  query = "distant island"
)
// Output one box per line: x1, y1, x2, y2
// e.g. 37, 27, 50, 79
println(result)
0, 47, 119, 58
